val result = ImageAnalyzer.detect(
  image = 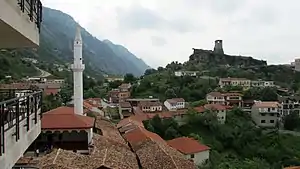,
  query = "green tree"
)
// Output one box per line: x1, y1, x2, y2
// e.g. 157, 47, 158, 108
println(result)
123, 73, 136, 83
283, 111, 300, 130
